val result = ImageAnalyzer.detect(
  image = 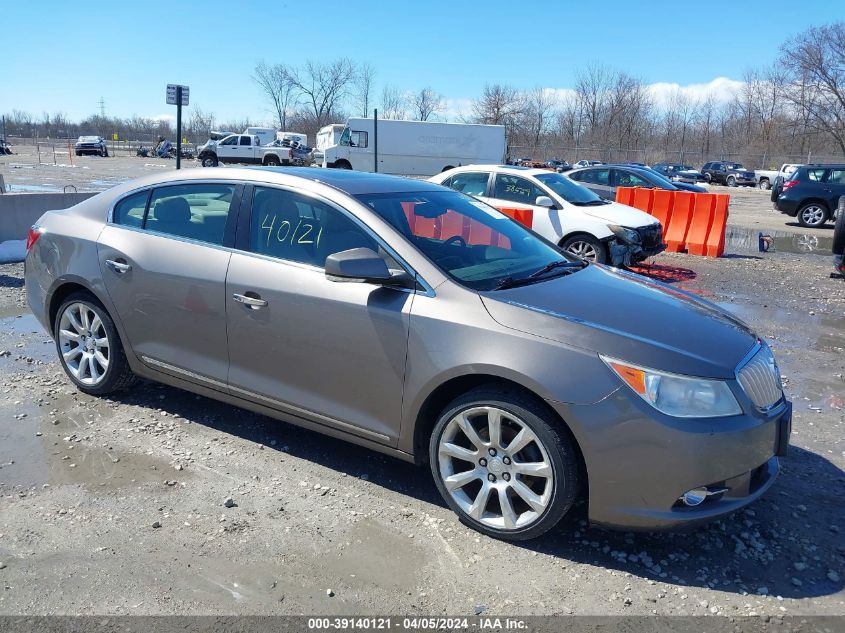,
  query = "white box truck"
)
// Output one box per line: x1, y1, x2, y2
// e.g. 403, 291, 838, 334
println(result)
322, 119, 506, 176
276, 131, 309, 146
